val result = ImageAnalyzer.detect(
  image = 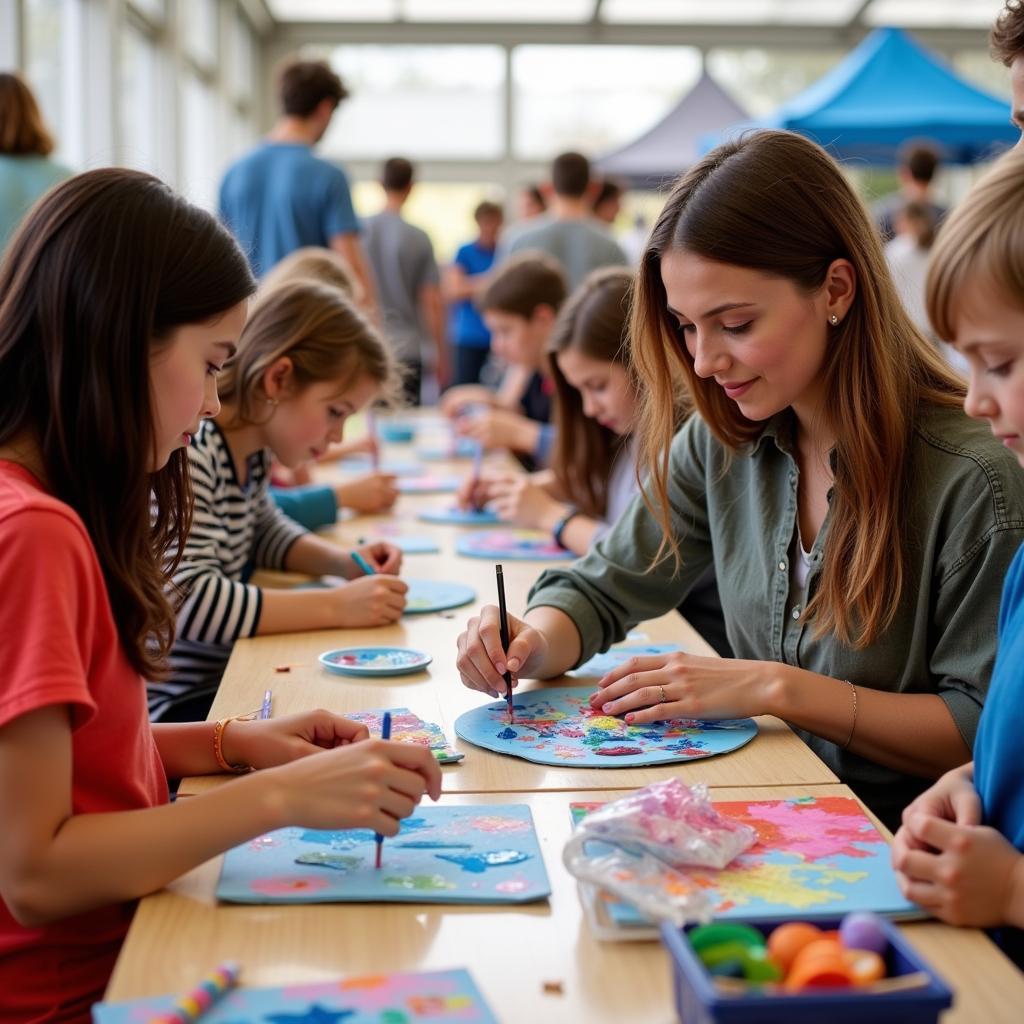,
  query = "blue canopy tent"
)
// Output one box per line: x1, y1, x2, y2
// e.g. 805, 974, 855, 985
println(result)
596, 71, 749, 189
709, 27, 1017, 164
